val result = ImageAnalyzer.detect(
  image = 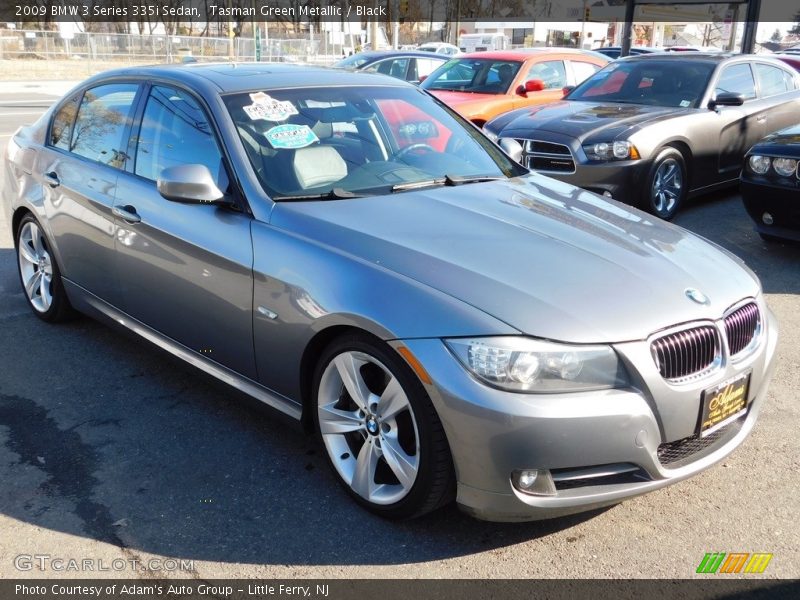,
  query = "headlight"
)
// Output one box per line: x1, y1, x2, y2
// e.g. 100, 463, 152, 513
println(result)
582, 140, 640, 161
773, 157, 797, 177
748, 155, 770, 174
444, 337, 629, 393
